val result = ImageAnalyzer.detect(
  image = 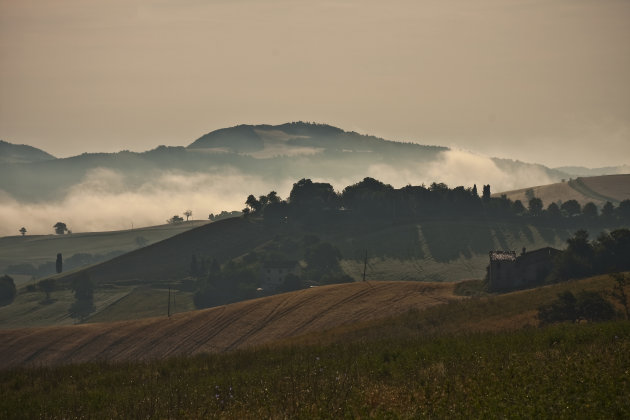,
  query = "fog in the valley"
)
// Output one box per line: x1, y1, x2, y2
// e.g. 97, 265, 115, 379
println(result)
0, 149, 557, 236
